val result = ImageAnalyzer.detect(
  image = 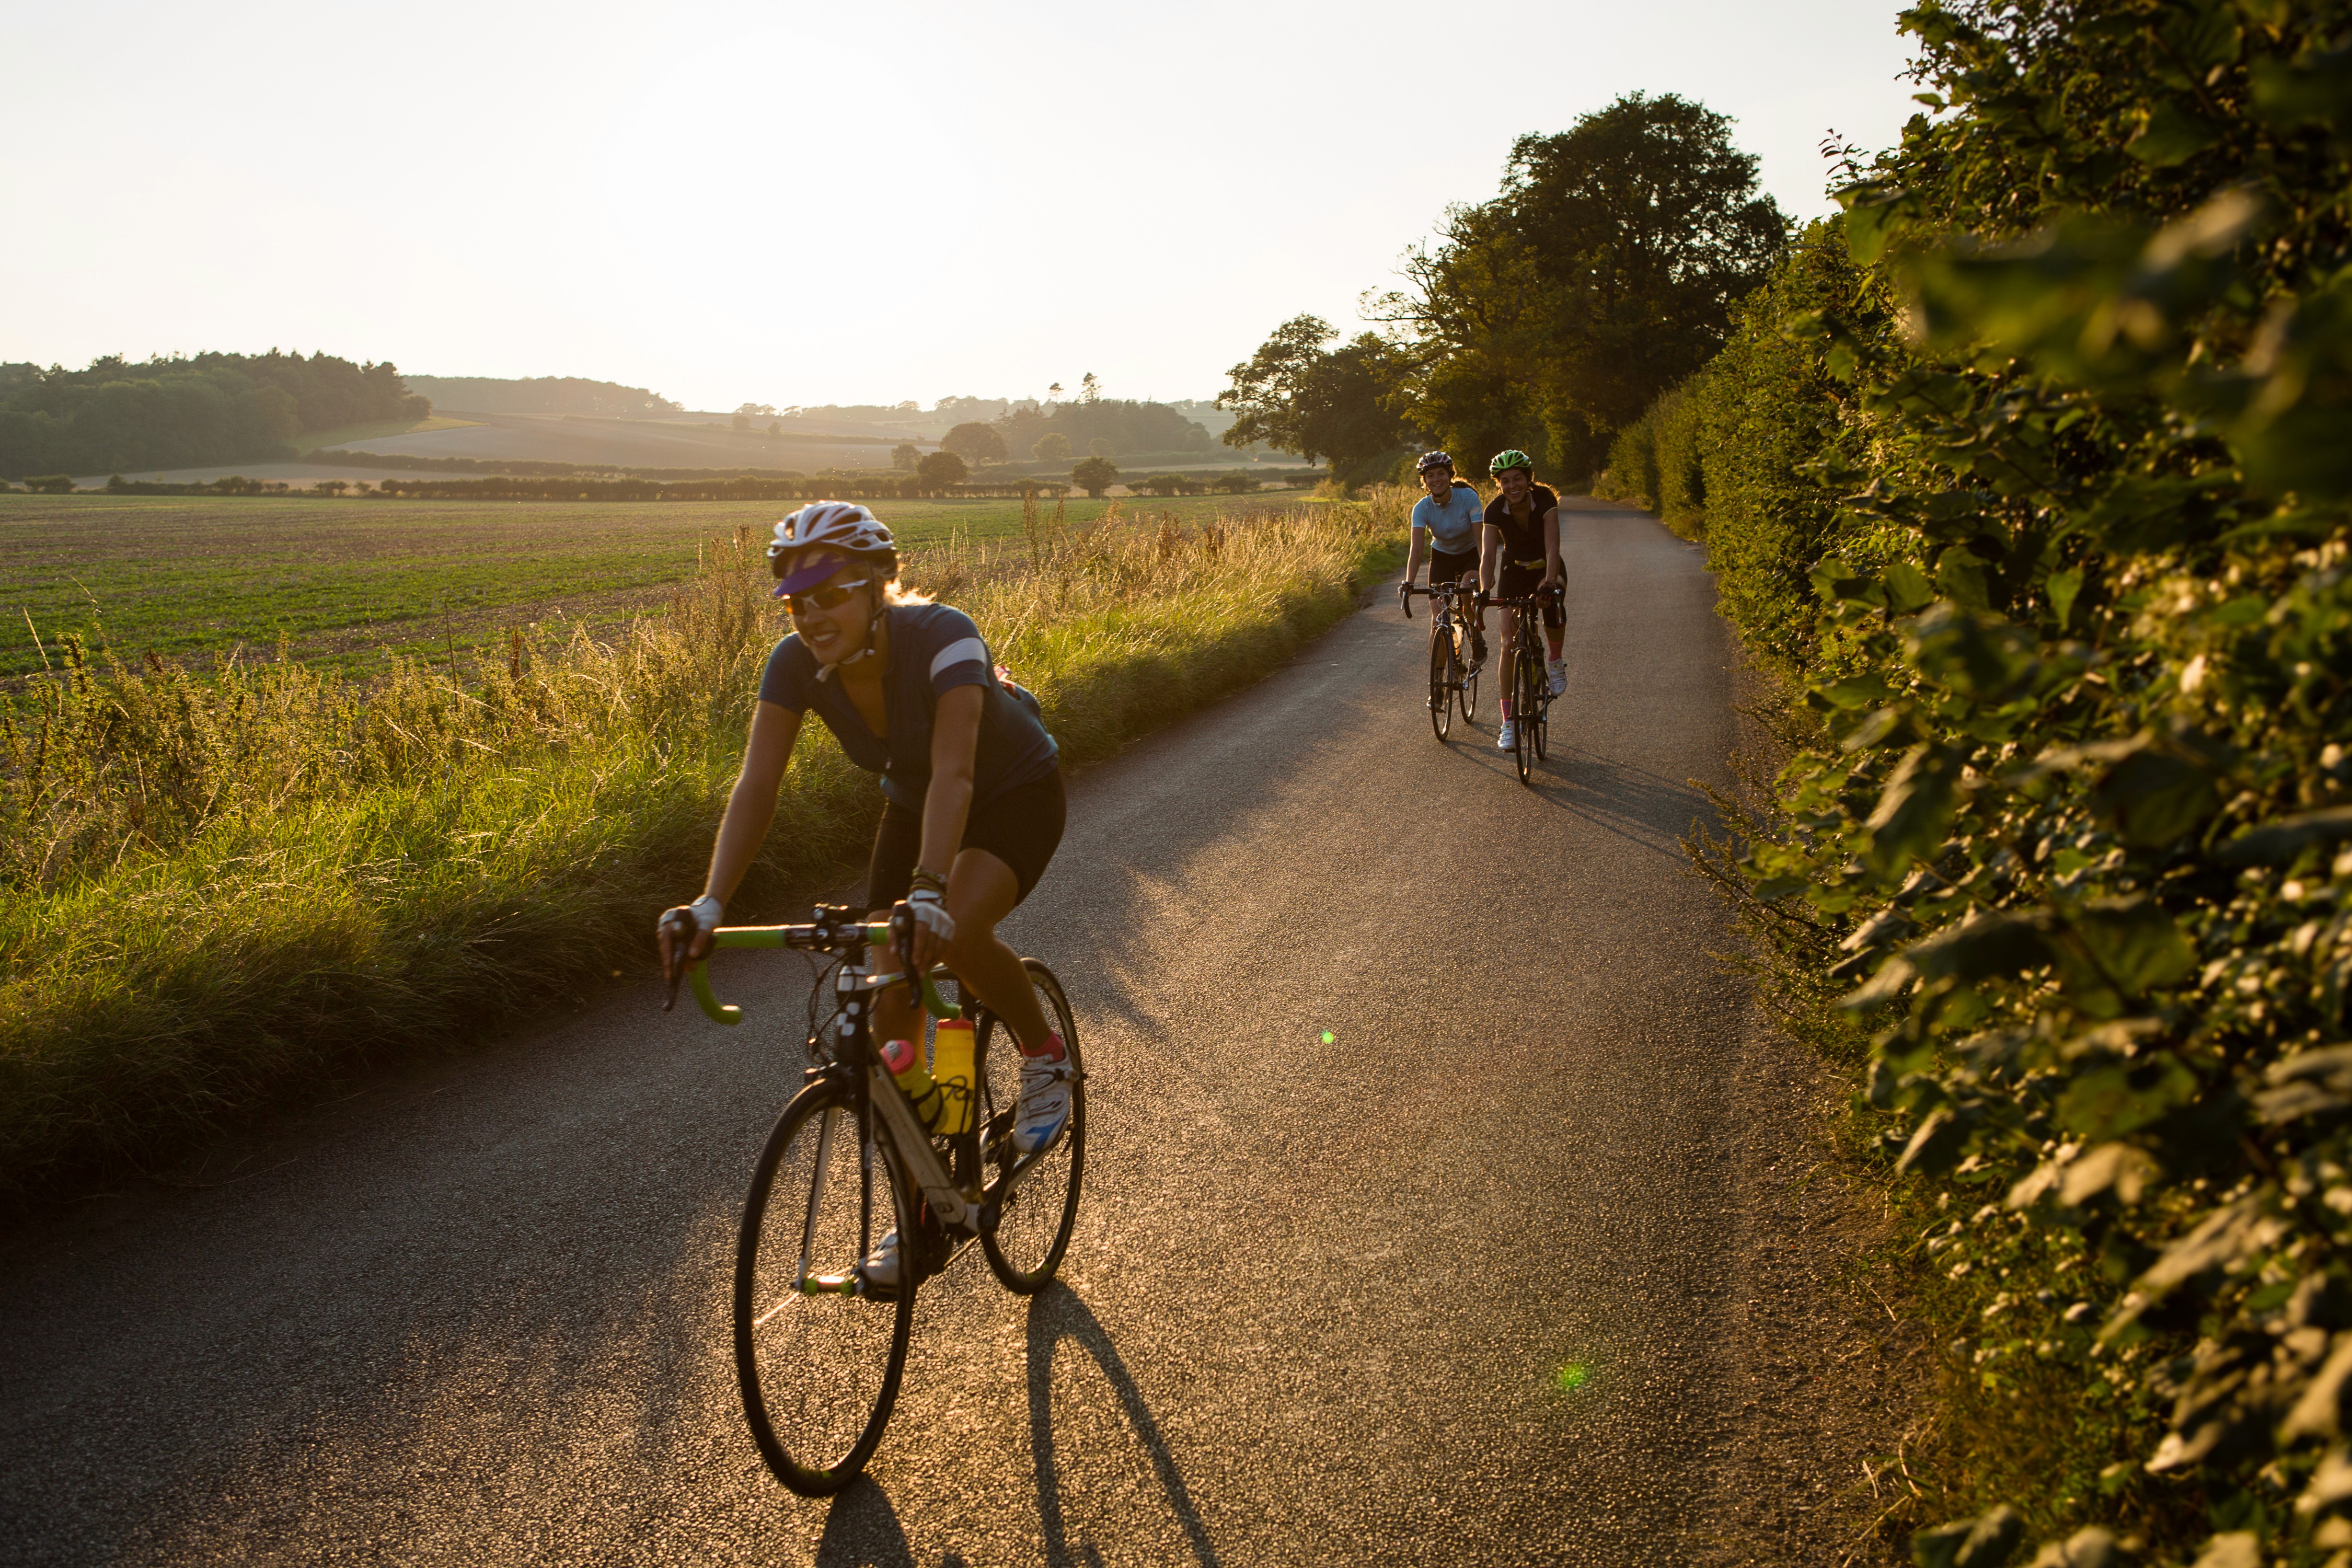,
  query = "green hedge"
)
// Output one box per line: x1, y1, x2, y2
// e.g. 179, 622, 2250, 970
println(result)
1653, 2, 2352, 1562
